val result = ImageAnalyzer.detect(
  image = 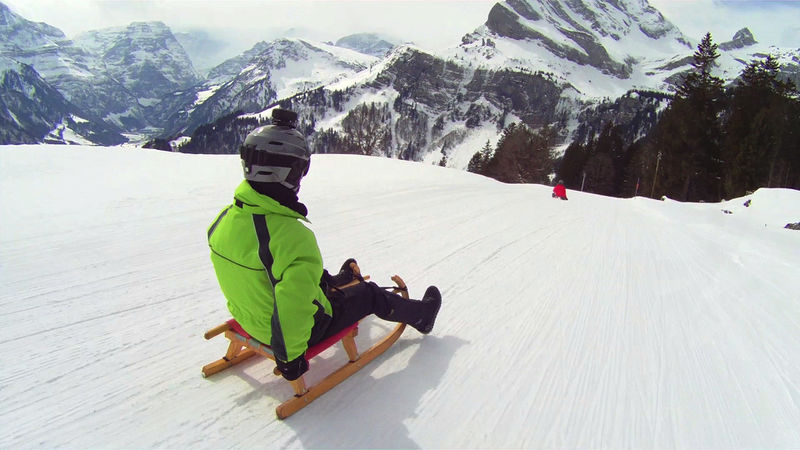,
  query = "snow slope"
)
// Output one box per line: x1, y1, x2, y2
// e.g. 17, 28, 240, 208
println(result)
1, 145, 799, 448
